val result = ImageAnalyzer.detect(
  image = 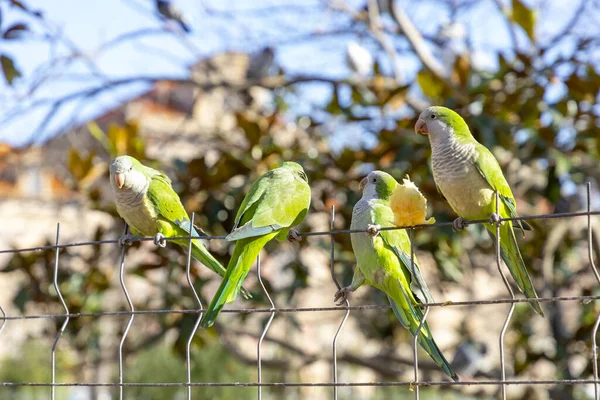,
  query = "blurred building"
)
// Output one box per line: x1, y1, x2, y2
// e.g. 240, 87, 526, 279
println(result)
0, 51, 270, 203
